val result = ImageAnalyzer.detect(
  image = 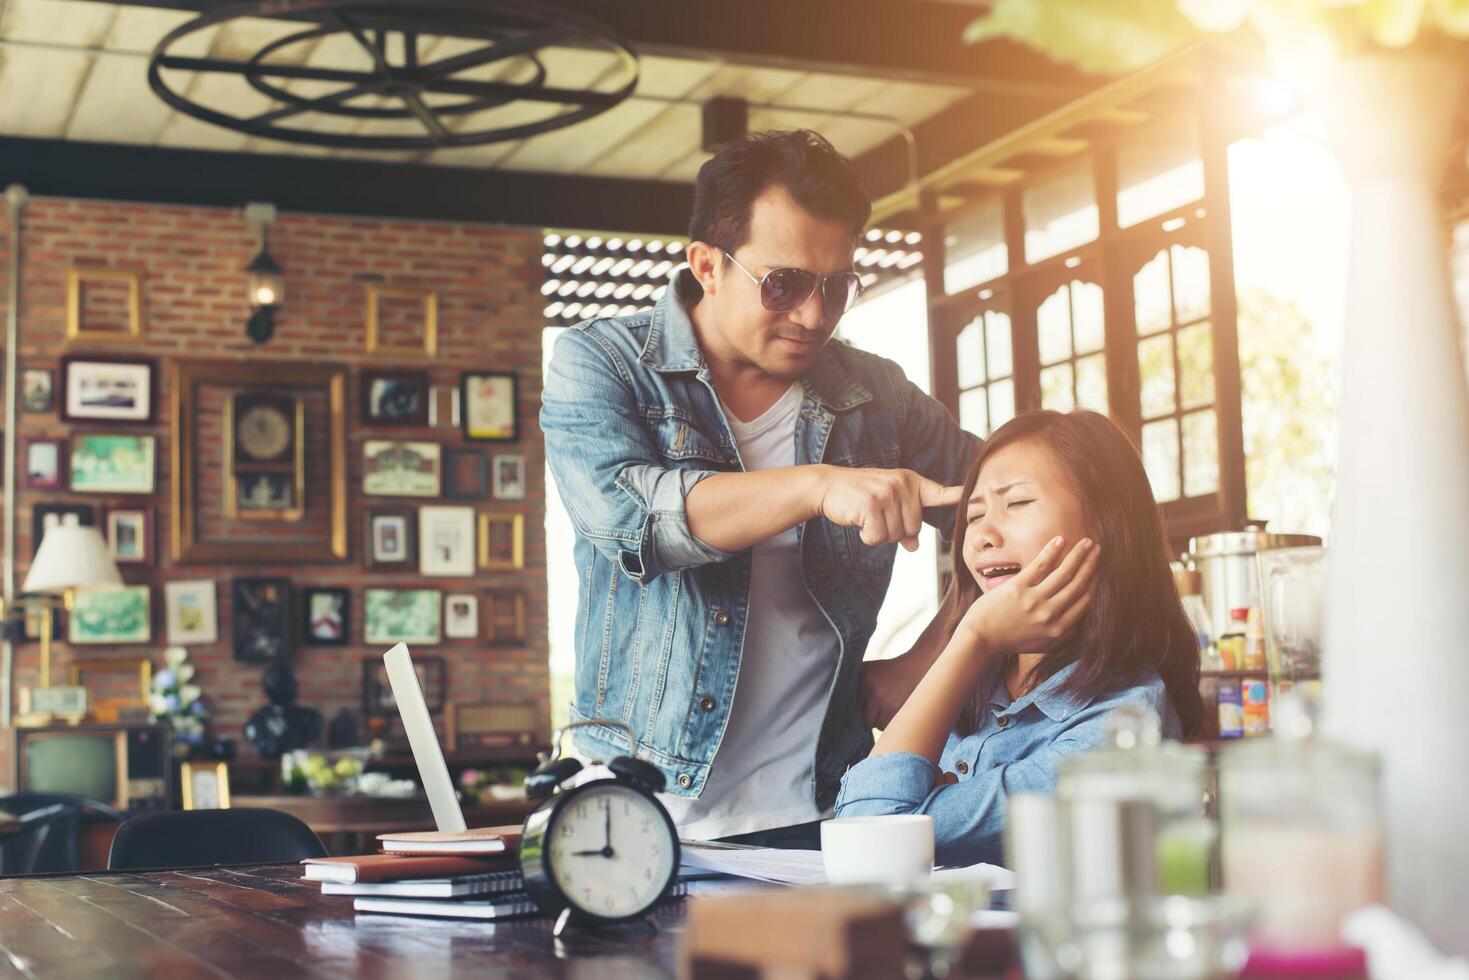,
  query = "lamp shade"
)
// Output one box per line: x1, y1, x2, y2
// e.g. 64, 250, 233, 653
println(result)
23, 525, 123, 594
